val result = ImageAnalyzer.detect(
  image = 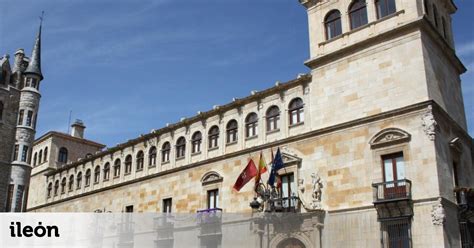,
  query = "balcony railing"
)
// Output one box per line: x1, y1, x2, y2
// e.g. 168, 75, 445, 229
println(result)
372, 179, 412, 203
196, 208, 222, 224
